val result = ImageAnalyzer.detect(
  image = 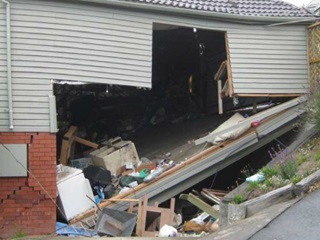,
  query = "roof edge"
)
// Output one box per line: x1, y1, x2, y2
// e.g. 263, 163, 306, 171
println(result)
73, 0, 317, 25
